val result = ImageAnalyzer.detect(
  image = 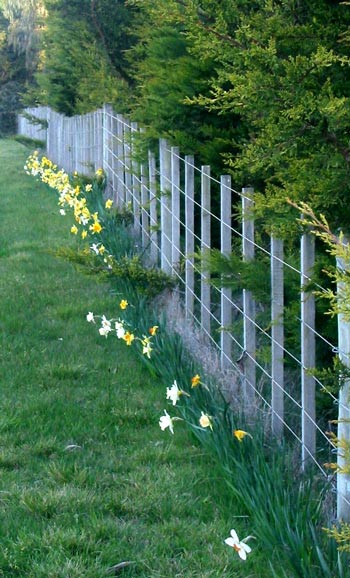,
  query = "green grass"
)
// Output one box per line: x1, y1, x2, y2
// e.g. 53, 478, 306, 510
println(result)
0, 138, 264, 577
